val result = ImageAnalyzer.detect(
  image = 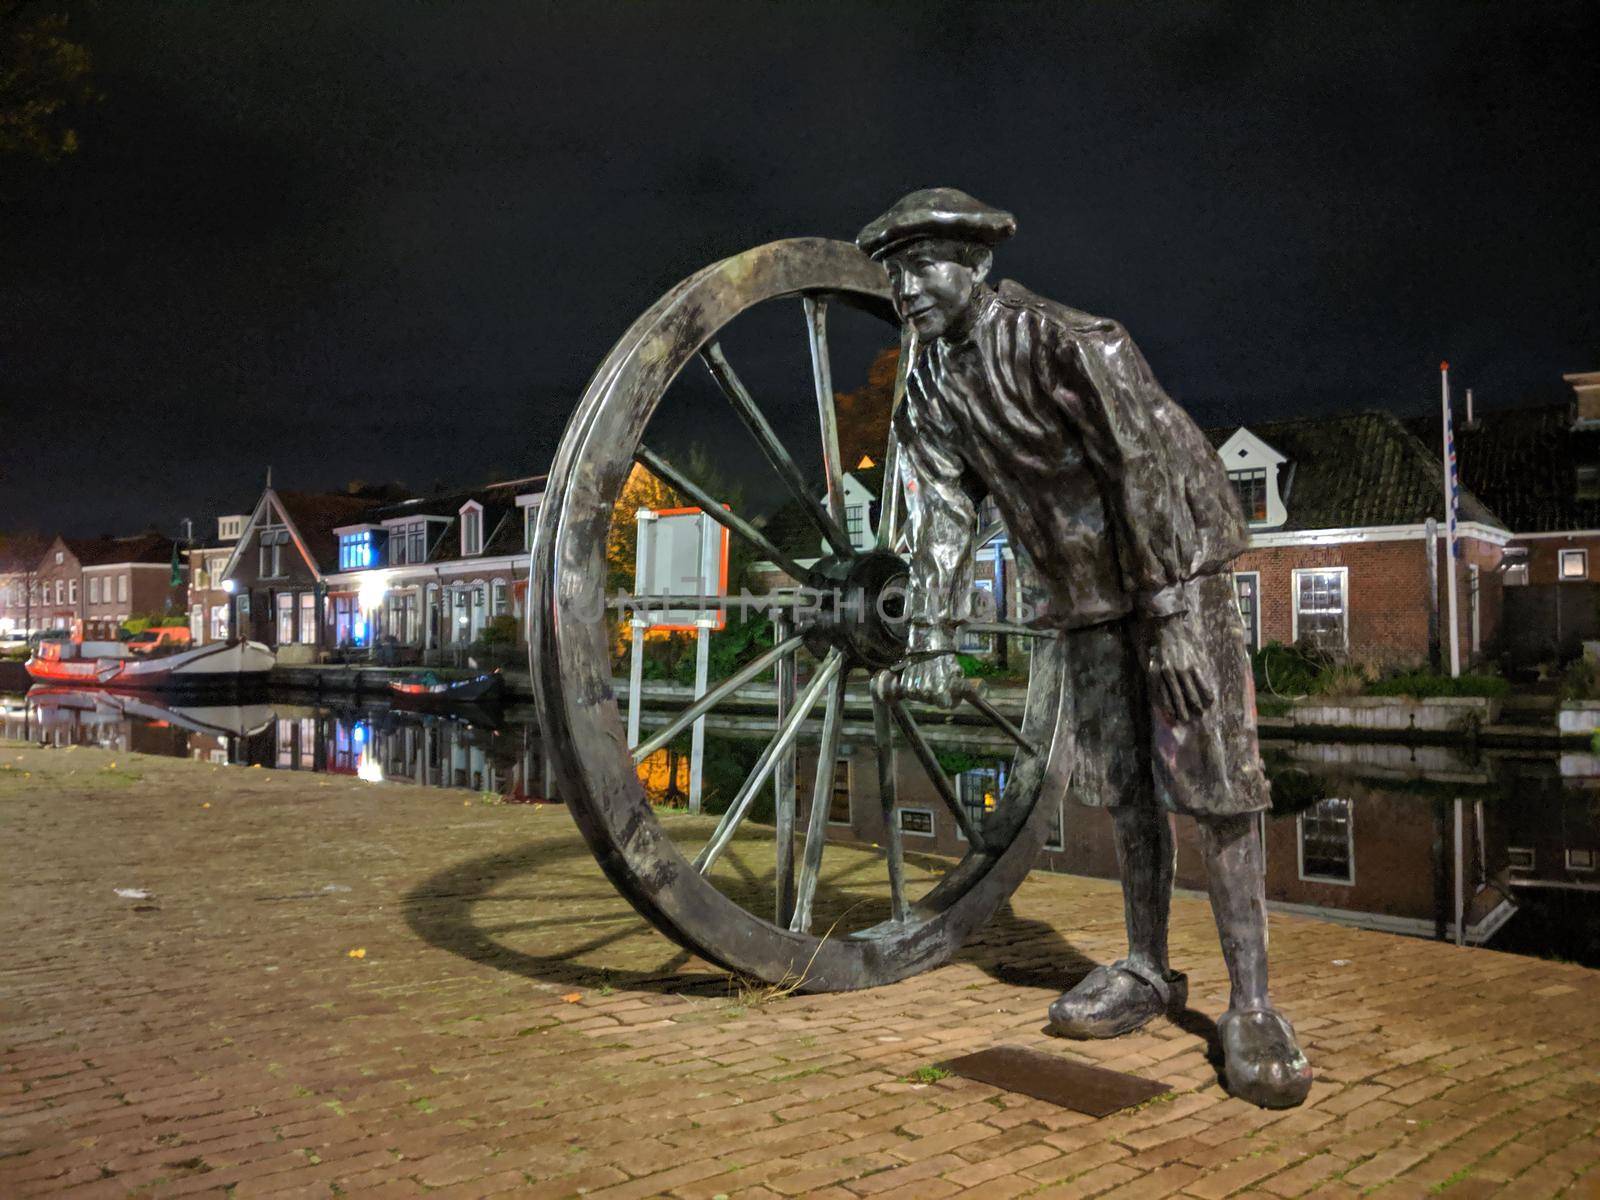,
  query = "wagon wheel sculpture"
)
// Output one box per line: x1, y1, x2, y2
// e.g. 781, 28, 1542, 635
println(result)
529, 238, 1070, 991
